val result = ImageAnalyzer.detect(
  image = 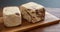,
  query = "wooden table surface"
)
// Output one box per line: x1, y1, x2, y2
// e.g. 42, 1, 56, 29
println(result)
0, 8, 60, 32
26, 8, 60, 32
